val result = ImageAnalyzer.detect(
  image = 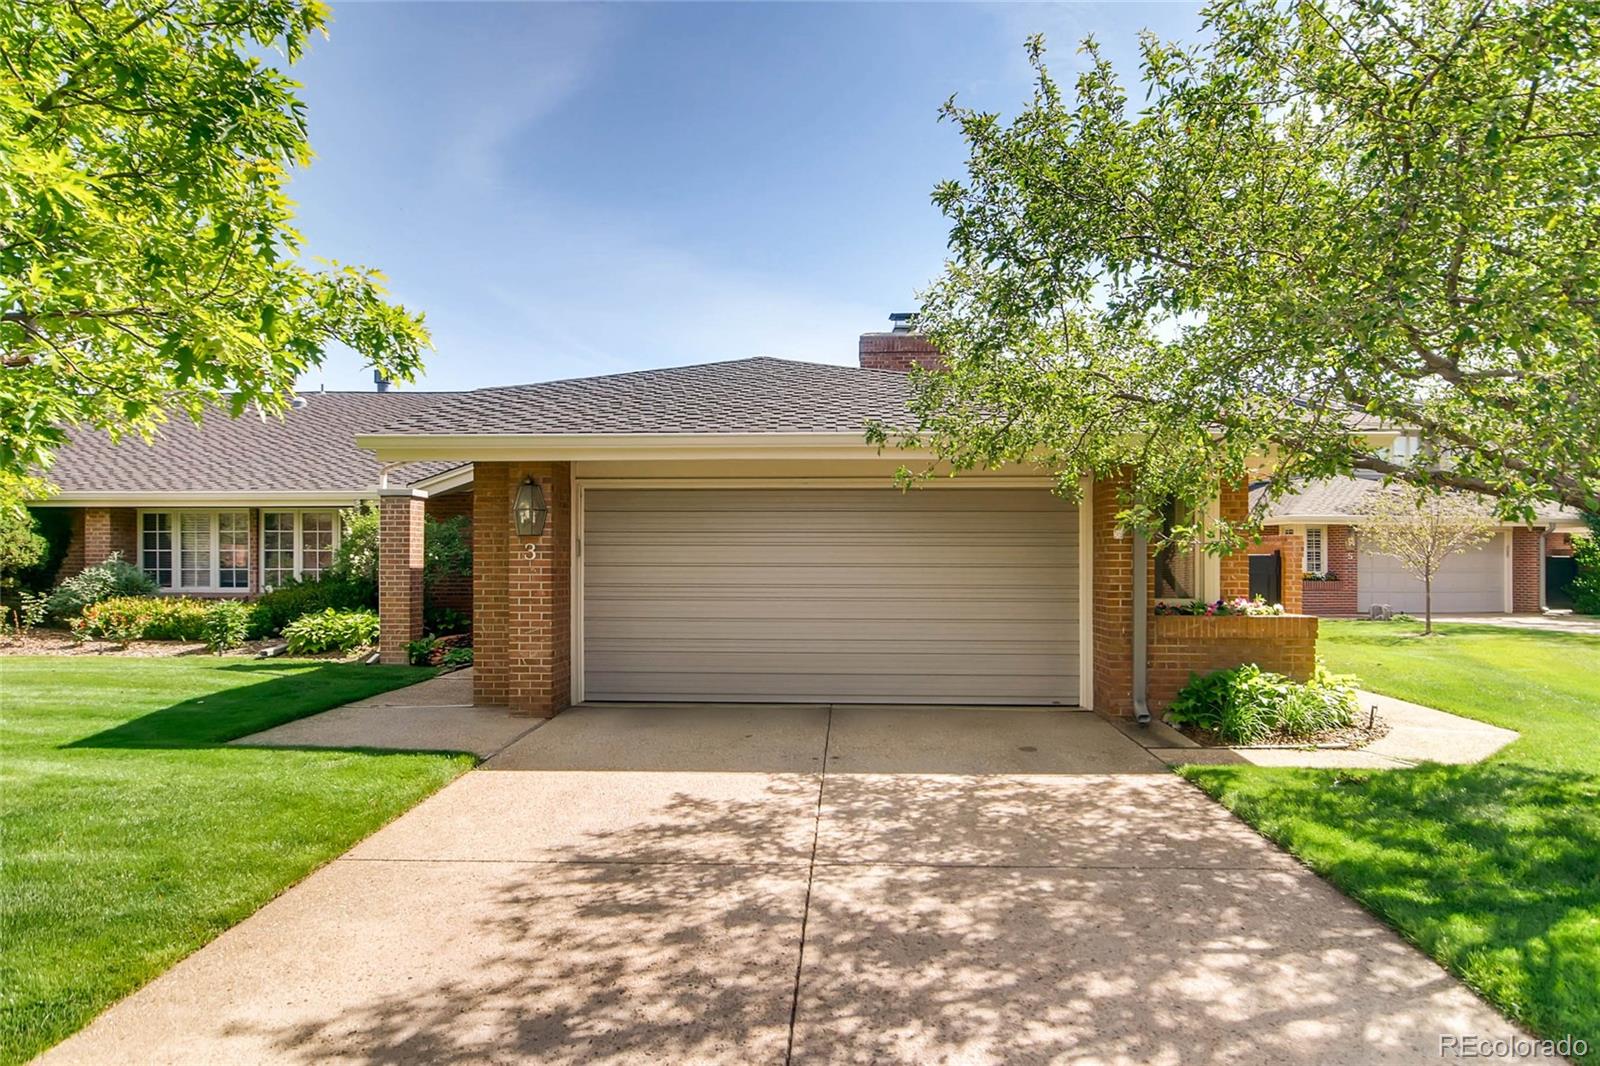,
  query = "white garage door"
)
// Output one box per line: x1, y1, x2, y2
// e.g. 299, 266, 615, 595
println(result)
582, 487, 1080, 704
1356, 532, 1507, 613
